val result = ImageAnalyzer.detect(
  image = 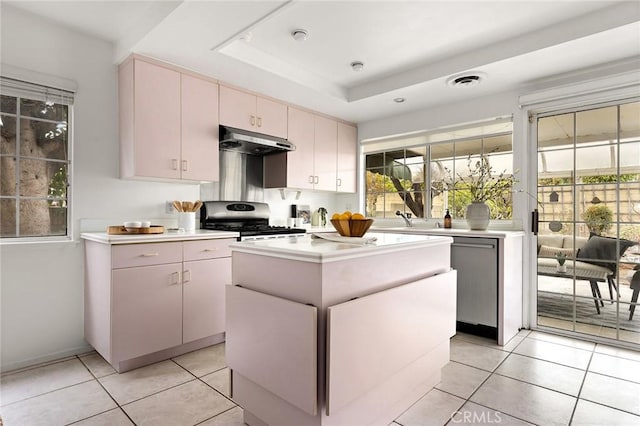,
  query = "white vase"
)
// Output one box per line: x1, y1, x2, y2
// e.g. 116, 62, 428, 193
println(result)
465, 201, 490, 230
556, 263, 567, 273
